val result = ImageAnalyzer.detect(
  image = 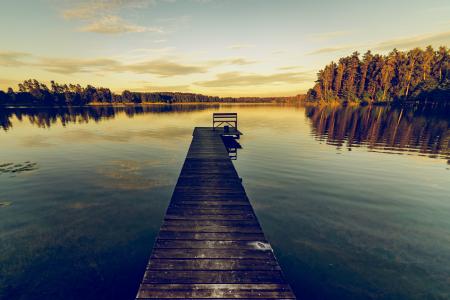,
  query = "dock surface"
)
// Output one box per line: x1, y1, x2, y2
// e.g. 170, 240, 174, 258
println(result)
136, 127, 296, 299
